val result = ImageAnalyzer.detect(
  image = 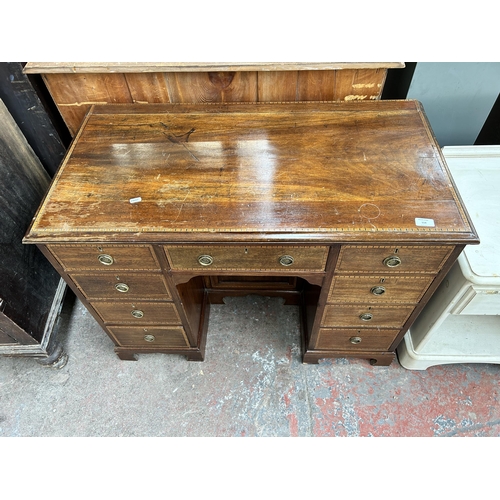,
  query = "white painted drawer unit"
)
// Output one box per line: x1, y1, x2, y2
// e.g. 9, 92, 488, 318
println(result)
397, 146, 500, 369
